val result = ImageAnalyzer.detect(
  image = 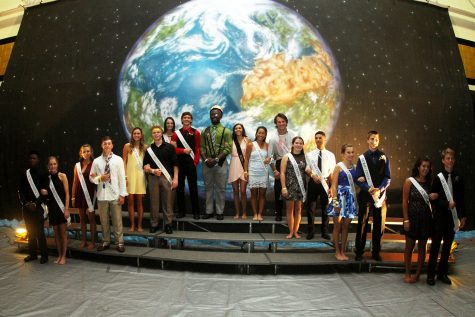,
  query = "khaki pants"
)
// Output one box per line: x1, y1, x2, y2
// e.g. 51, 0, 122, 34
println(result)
97, 200, 124, 245
148, 174, 174, 226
